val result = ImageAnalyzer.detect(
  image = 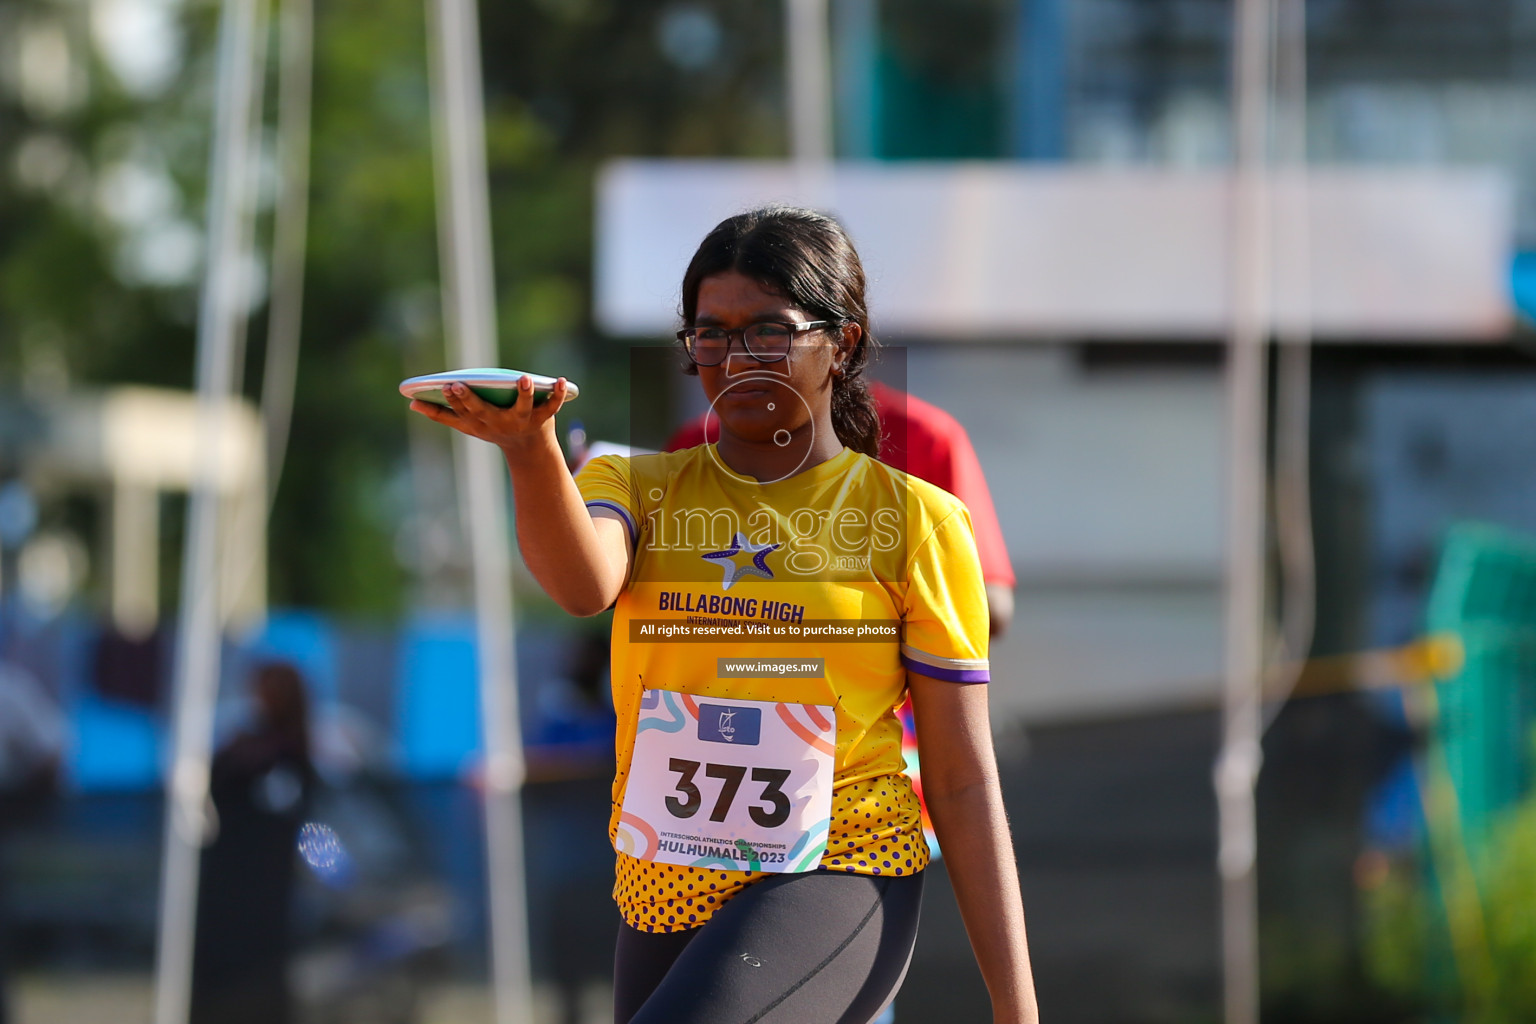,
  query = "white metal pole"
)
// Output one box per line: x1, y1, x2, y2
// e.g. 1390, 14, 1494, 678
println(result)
152, 0, 267, 1019
1217, 0, 1277, 1022
1268, 0, 1315, 707
786, 0, 834, 164
261, 0, 315, 503
222, 0, 315, 624
224, 0, 271, 403
424, 0, 534, 1021
785, 0, 835, 209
